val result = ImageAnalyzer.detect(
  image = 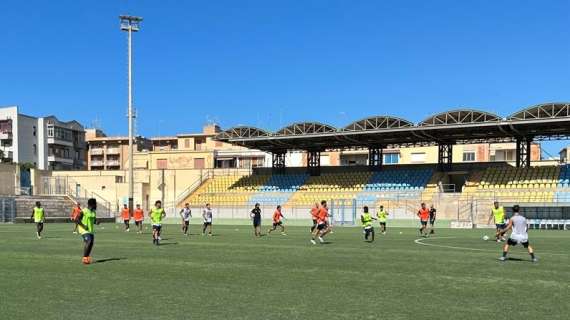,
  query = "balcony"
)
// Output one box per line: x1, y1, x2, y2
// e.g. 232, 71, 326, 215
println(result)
0, 132, 12, 140
106, 148, 120, 155
47, 155, 74, 165
90, 160, 104, 167
90, 148, 104, 155
106, 159, 120, 167
47, 137, 74, 147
